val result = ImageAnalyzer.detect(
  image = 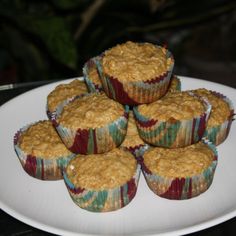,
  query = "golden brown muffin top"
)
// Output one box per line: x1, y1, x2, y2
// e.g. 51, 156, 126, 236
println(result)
19, 120, 72, 158
121, 112, 144, 148
47, 79, 88, 112
143, 142, 214, 178
137, 91, 205, 121
58, 93, 125, 129
102, 41, 173, 82
191, 88, 231, 127
66, 148, 137, 190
